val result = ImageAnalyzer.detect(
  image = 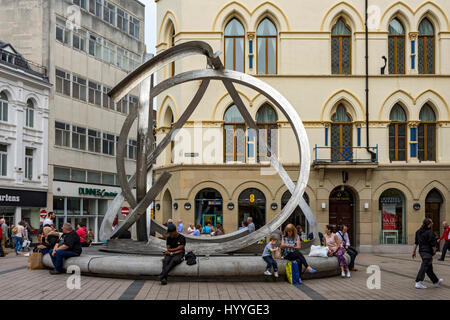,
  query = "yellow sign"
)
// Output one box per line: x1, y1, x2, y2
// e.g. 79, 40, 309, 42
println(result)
250, 194, 255, 203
